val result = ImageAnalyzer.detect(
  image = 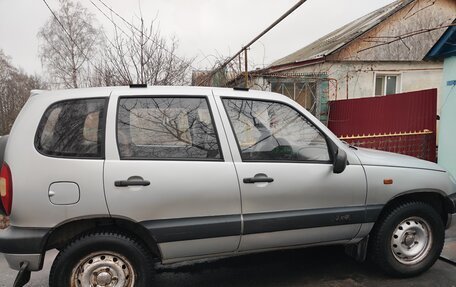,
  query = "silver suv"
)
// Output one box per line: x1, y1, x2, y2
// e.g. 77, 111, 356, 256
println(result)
1, 86, 456, 287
